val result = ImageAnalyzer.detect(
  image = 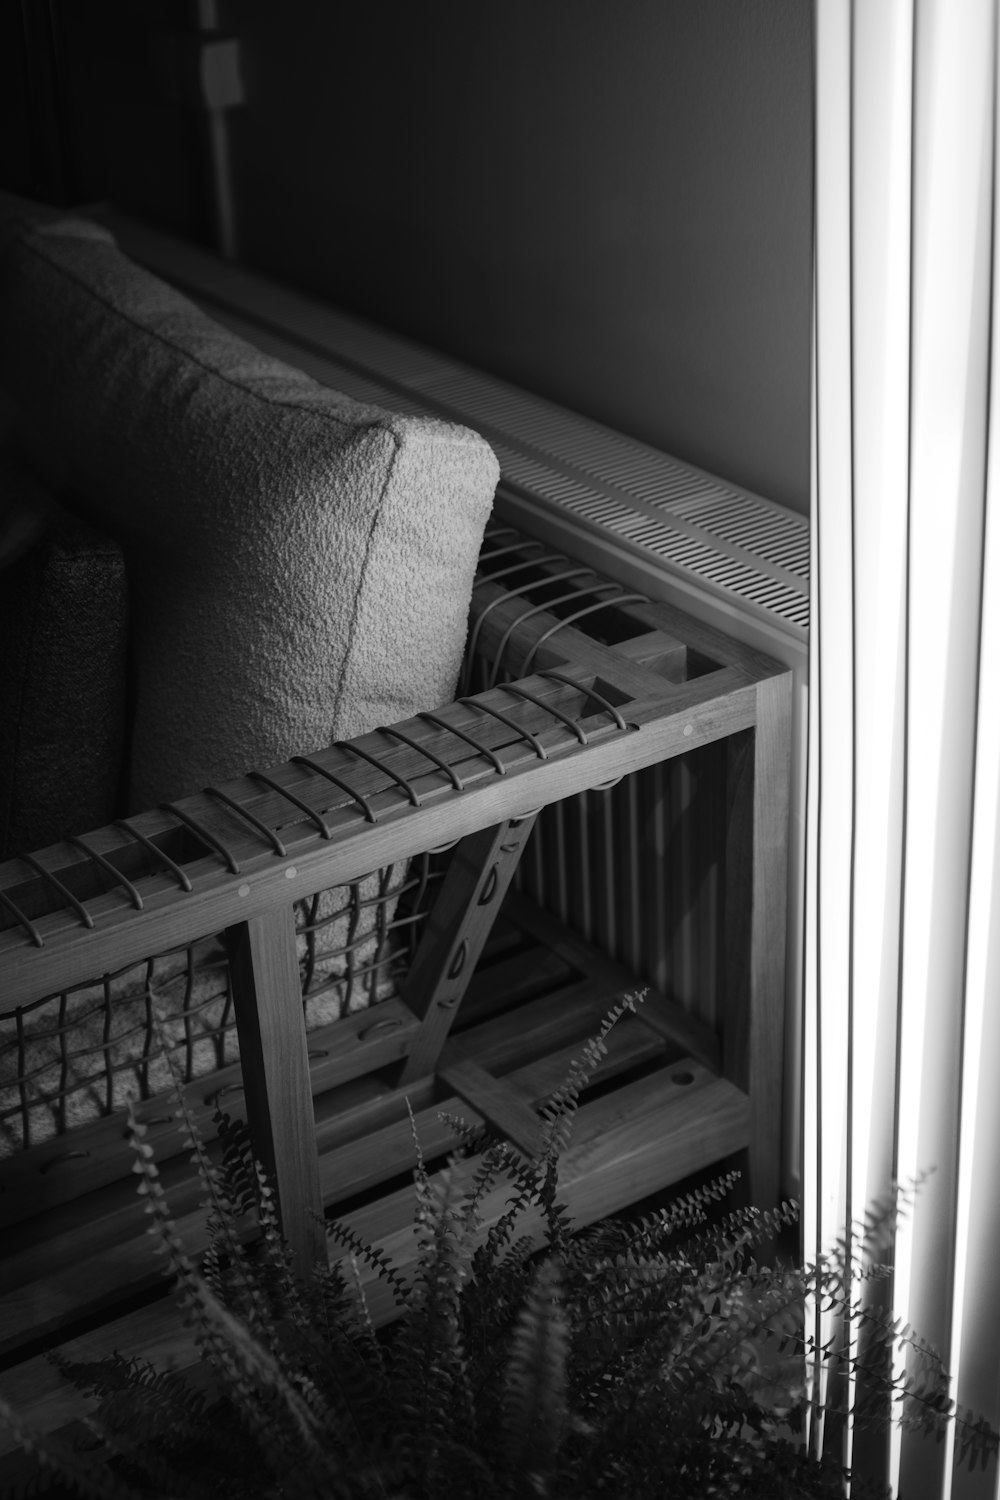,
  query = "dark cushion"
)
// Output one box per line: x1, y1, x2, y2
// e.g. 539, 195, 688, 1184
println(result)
0, 478, 128, 859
